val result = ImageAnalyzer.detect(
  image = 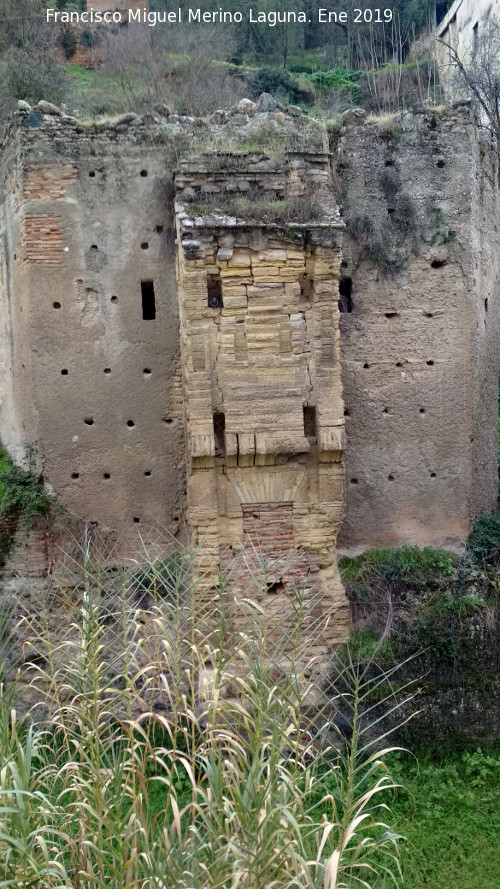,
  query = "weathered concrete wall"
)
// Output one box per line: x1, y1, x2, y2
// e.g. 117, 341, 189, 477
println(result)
336, 107, 500, 550
175, 155, 349, 646
0, 120, 186, 538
